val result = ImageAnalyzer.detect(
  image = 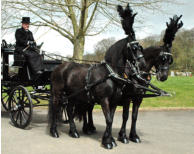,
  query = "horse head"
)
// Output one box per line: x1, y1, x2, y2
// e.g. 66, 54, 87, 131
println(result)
155, 15, 183, 81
